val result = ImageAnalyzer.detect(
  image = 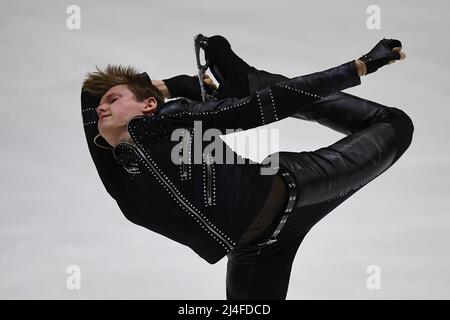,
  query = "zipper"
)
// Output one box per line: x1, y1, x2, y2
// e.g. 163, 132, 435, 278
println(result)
206, 152, 213, 205
132, 144, 232, 250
